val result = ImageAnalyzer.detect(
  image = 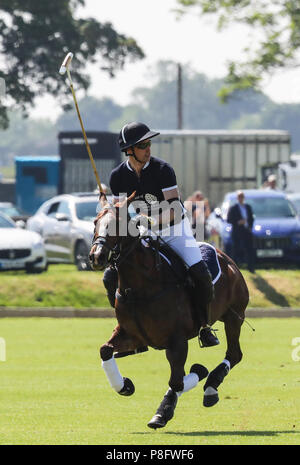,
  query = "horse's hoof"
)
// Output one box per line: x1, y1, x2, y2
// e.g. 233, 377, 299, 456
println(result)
148, 389, 177, 429
147, 414, 166, 429
203, 386, 219, 407
190, 364, 209, 381
118, 377, 135, 396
